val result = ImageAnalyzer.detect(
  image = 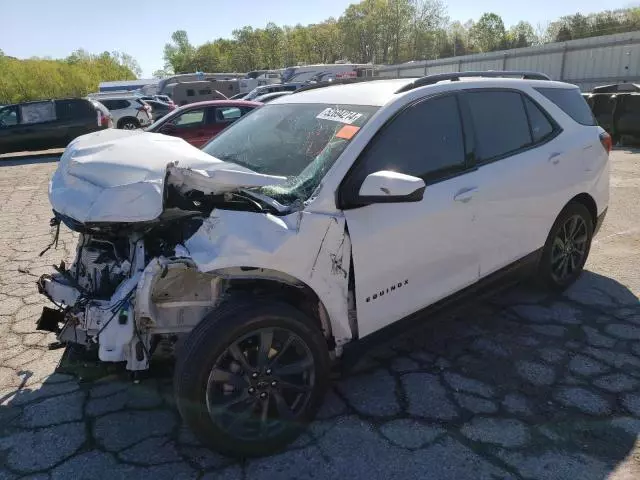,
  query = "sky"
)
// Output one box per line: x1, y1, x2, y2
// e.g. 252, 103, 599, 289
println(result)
2, 0, 635, 77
